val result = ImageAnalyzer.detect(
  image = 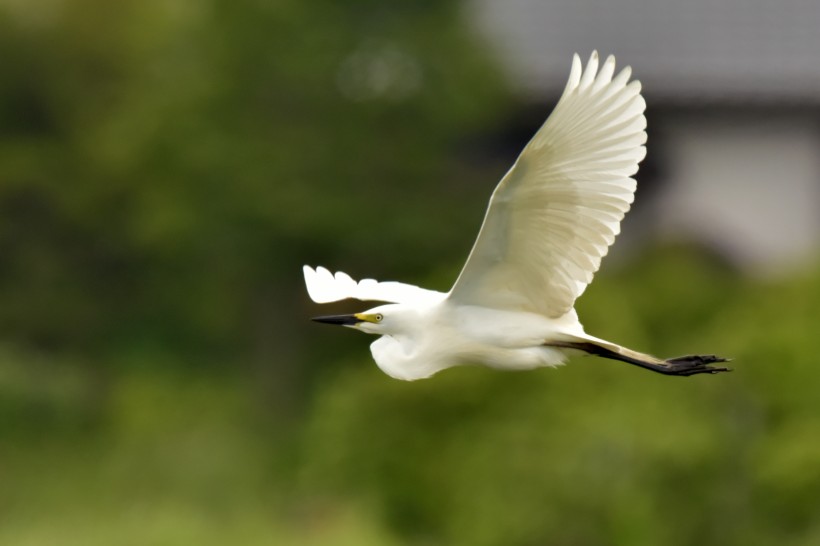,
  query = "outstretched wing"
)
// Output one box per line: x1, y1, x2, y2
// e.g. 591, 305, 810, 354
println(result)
448, 51, 646, 318
303, 265, 445, 305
